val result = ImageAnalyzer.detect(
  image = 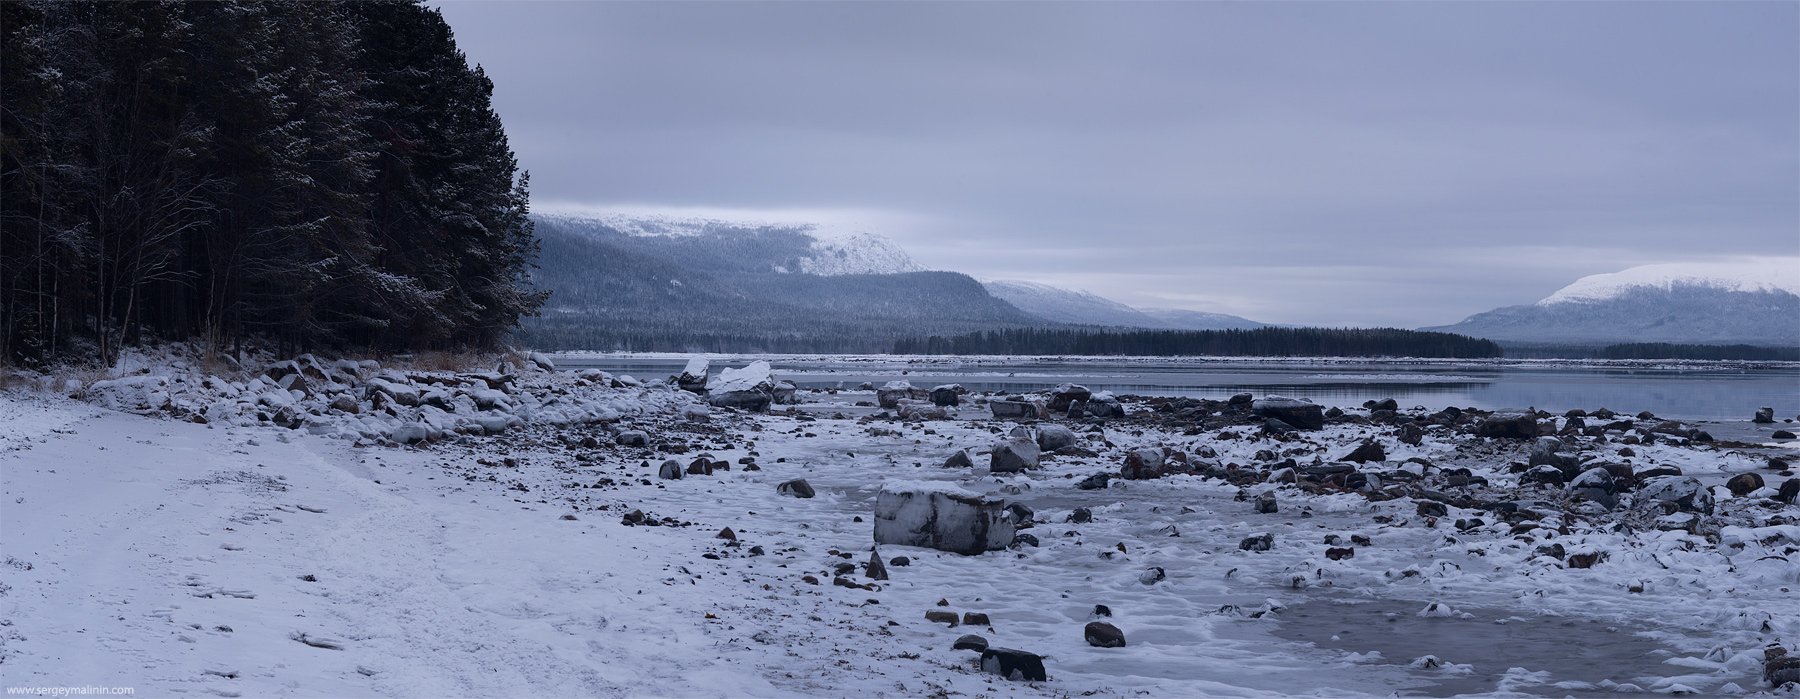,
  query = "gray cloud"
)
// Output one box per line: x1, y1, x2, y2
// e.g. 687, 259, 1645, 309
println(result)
436, 0, 1798, 326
